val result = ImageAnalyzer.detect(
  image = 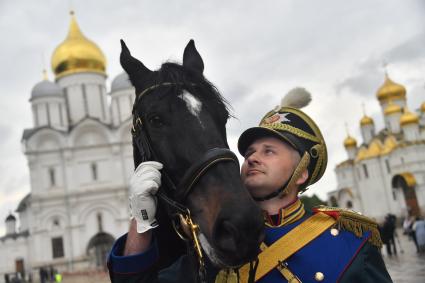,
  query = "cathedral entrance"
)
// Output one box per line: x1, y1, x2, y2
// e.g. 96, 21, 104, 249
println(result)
87, 232, 115, 269
392, 173, 421, 216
